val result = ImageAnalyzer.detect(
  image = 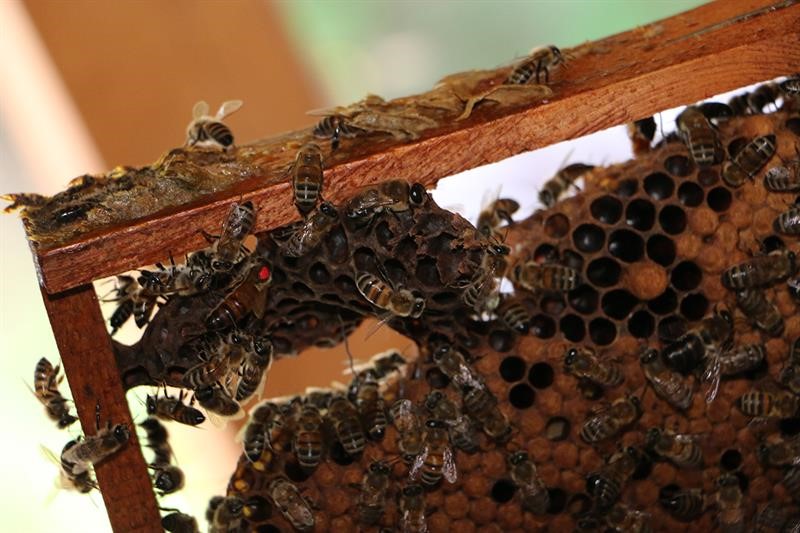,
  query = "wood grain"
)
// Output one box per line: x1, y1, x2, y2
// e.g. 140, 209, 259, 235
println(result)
41, 286, 161, 532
